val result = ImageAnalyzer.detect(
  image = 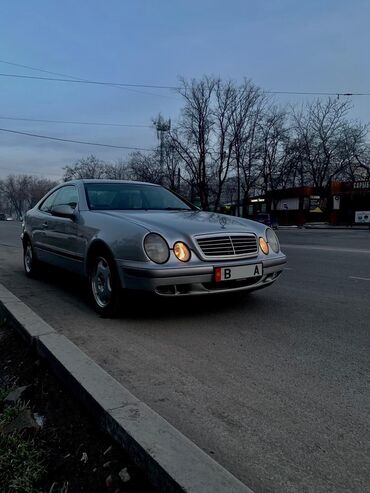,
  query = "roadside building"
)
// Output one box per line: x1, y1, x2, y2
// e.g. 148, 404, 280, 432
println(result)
245, 180, 370, 226
329, 180, 370, 225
